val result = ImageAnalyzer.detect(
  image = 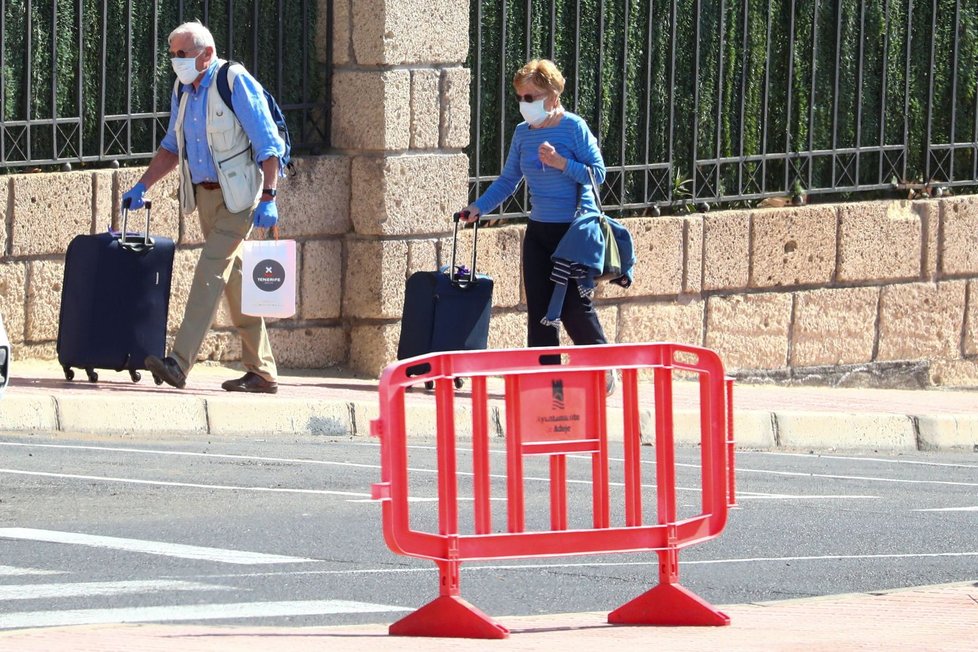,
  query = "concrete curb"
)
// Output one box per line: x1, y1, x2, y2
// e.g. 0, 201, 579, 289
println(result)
0, 395, 59, 431
3, 393, 977, 452
56, 395, 208, 435
913, 414, 978, 451
773, 411, 918, 451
